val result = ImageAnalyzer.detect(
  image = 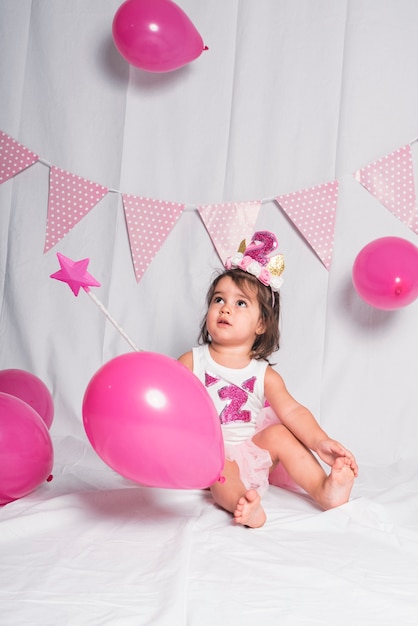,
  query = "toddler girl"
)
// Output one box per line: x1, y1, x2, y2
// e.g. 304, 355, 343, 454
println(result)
178, 231, 358, 528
